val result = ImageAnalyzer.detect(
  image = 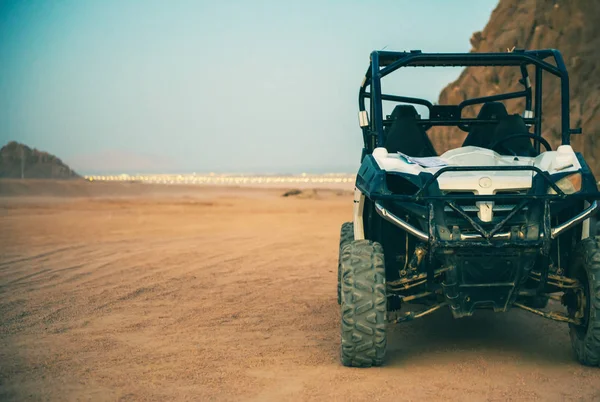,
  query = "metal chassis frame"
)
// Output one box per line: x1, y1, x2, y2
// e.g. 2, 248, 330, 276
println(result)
364, 165, 599, 286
